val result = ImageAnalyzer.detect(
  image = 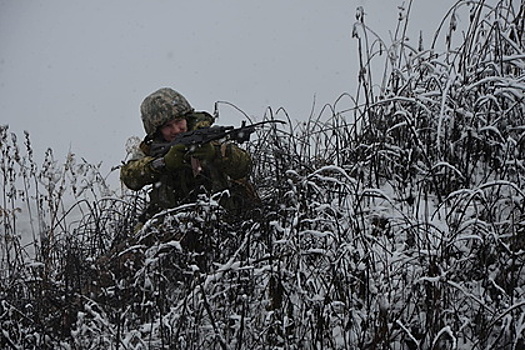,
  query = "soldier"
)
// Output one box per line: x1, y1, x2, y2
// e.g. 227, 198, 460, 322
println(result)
121, 87, 256, 224
86, 88, 259, 293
